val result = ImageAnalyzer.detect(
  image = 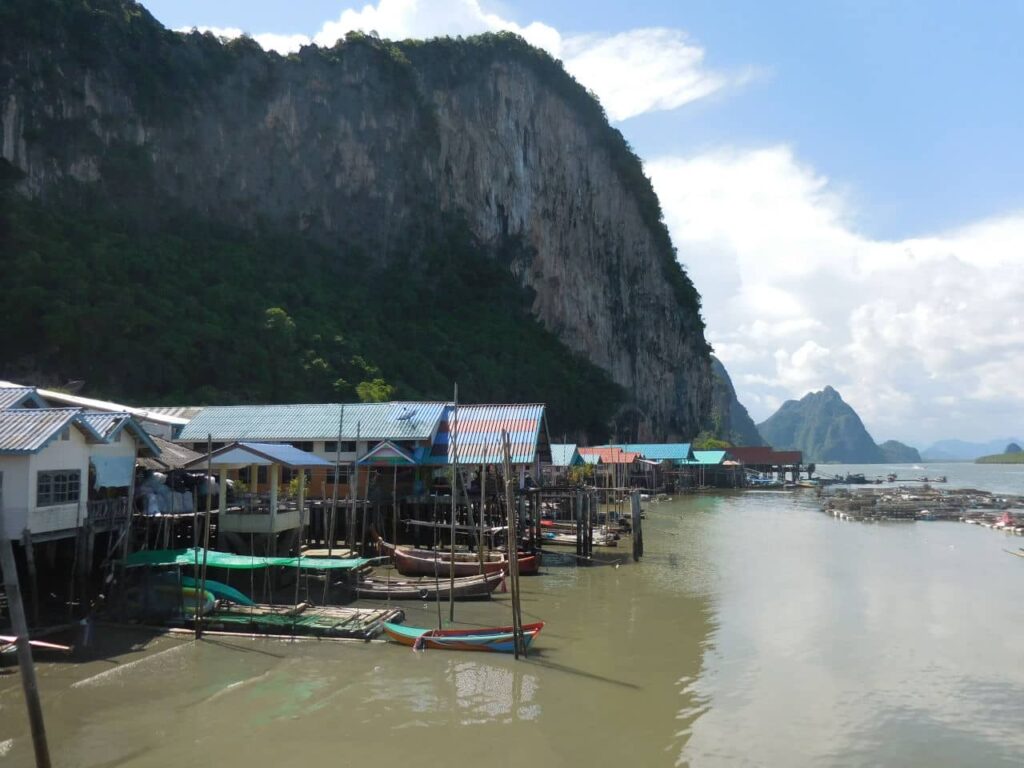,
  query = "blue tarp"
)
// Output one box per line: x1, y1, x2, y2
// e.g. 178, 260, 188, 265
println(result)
91, 455, 135, 488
